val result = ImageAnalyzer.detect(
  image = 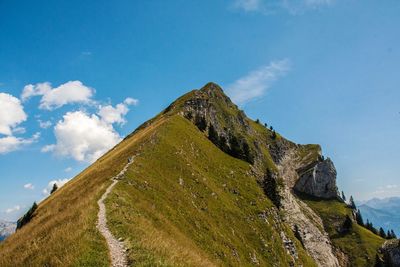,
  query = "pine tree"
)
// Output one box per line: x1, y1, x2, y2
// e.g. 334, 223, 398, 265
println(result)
50, 183, 58, 194
355, 209, 364, 226
391, 229, 397, 239
379, 227, 387, 239
262, 169, 281, 208
264, 123, 268, 128
349, 196, 357, 210
208, 124, 219, 145
294, 224, 304, 247
341, 191, 346, 202
387, 230, 392, 239
255, 119, 260, 124
16, 202, 38, 230
271, 130, 277, 139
